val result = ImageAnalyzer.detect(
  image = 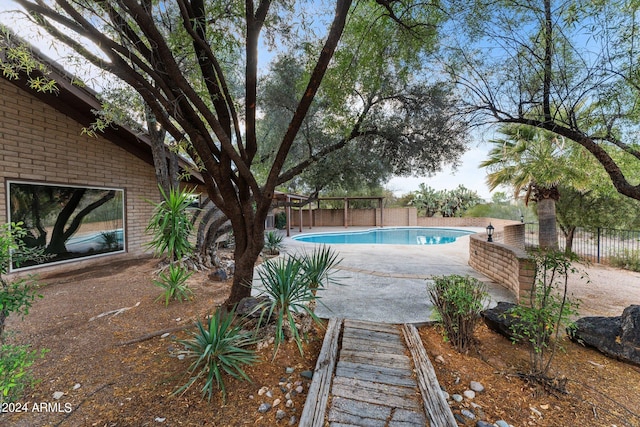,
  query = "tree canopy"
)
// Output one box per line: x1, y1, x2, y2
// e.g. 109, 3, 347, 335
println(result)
444, 0, 640, 201
11, 0, 469, 304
